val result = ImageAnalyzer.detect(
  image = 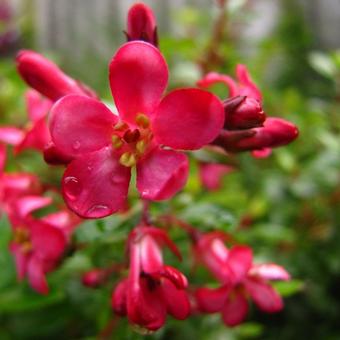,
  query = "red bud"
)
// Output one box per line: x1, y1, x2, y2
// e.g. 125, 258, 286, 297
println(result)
16, 50, 97, 101
126, 3, 158, 47
224, 96, 266, 130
